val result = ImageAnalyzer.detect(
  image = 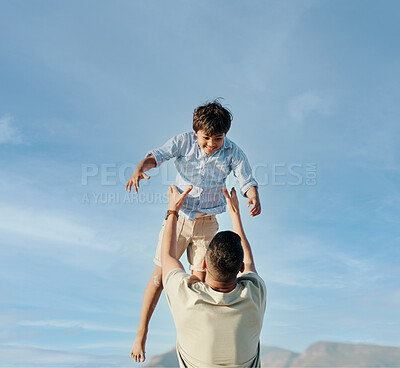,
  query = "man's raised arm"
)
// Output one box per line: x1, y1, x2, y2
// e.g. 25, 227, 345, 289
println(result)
223, 187, 257, 274
161, 185, 193, 283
